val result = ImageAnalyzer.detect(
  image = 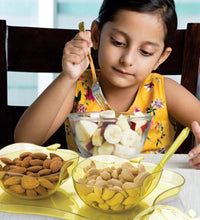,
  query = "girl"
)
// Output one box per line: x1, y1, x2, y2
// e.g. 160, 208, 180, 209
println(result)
14, 0, 200, 169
